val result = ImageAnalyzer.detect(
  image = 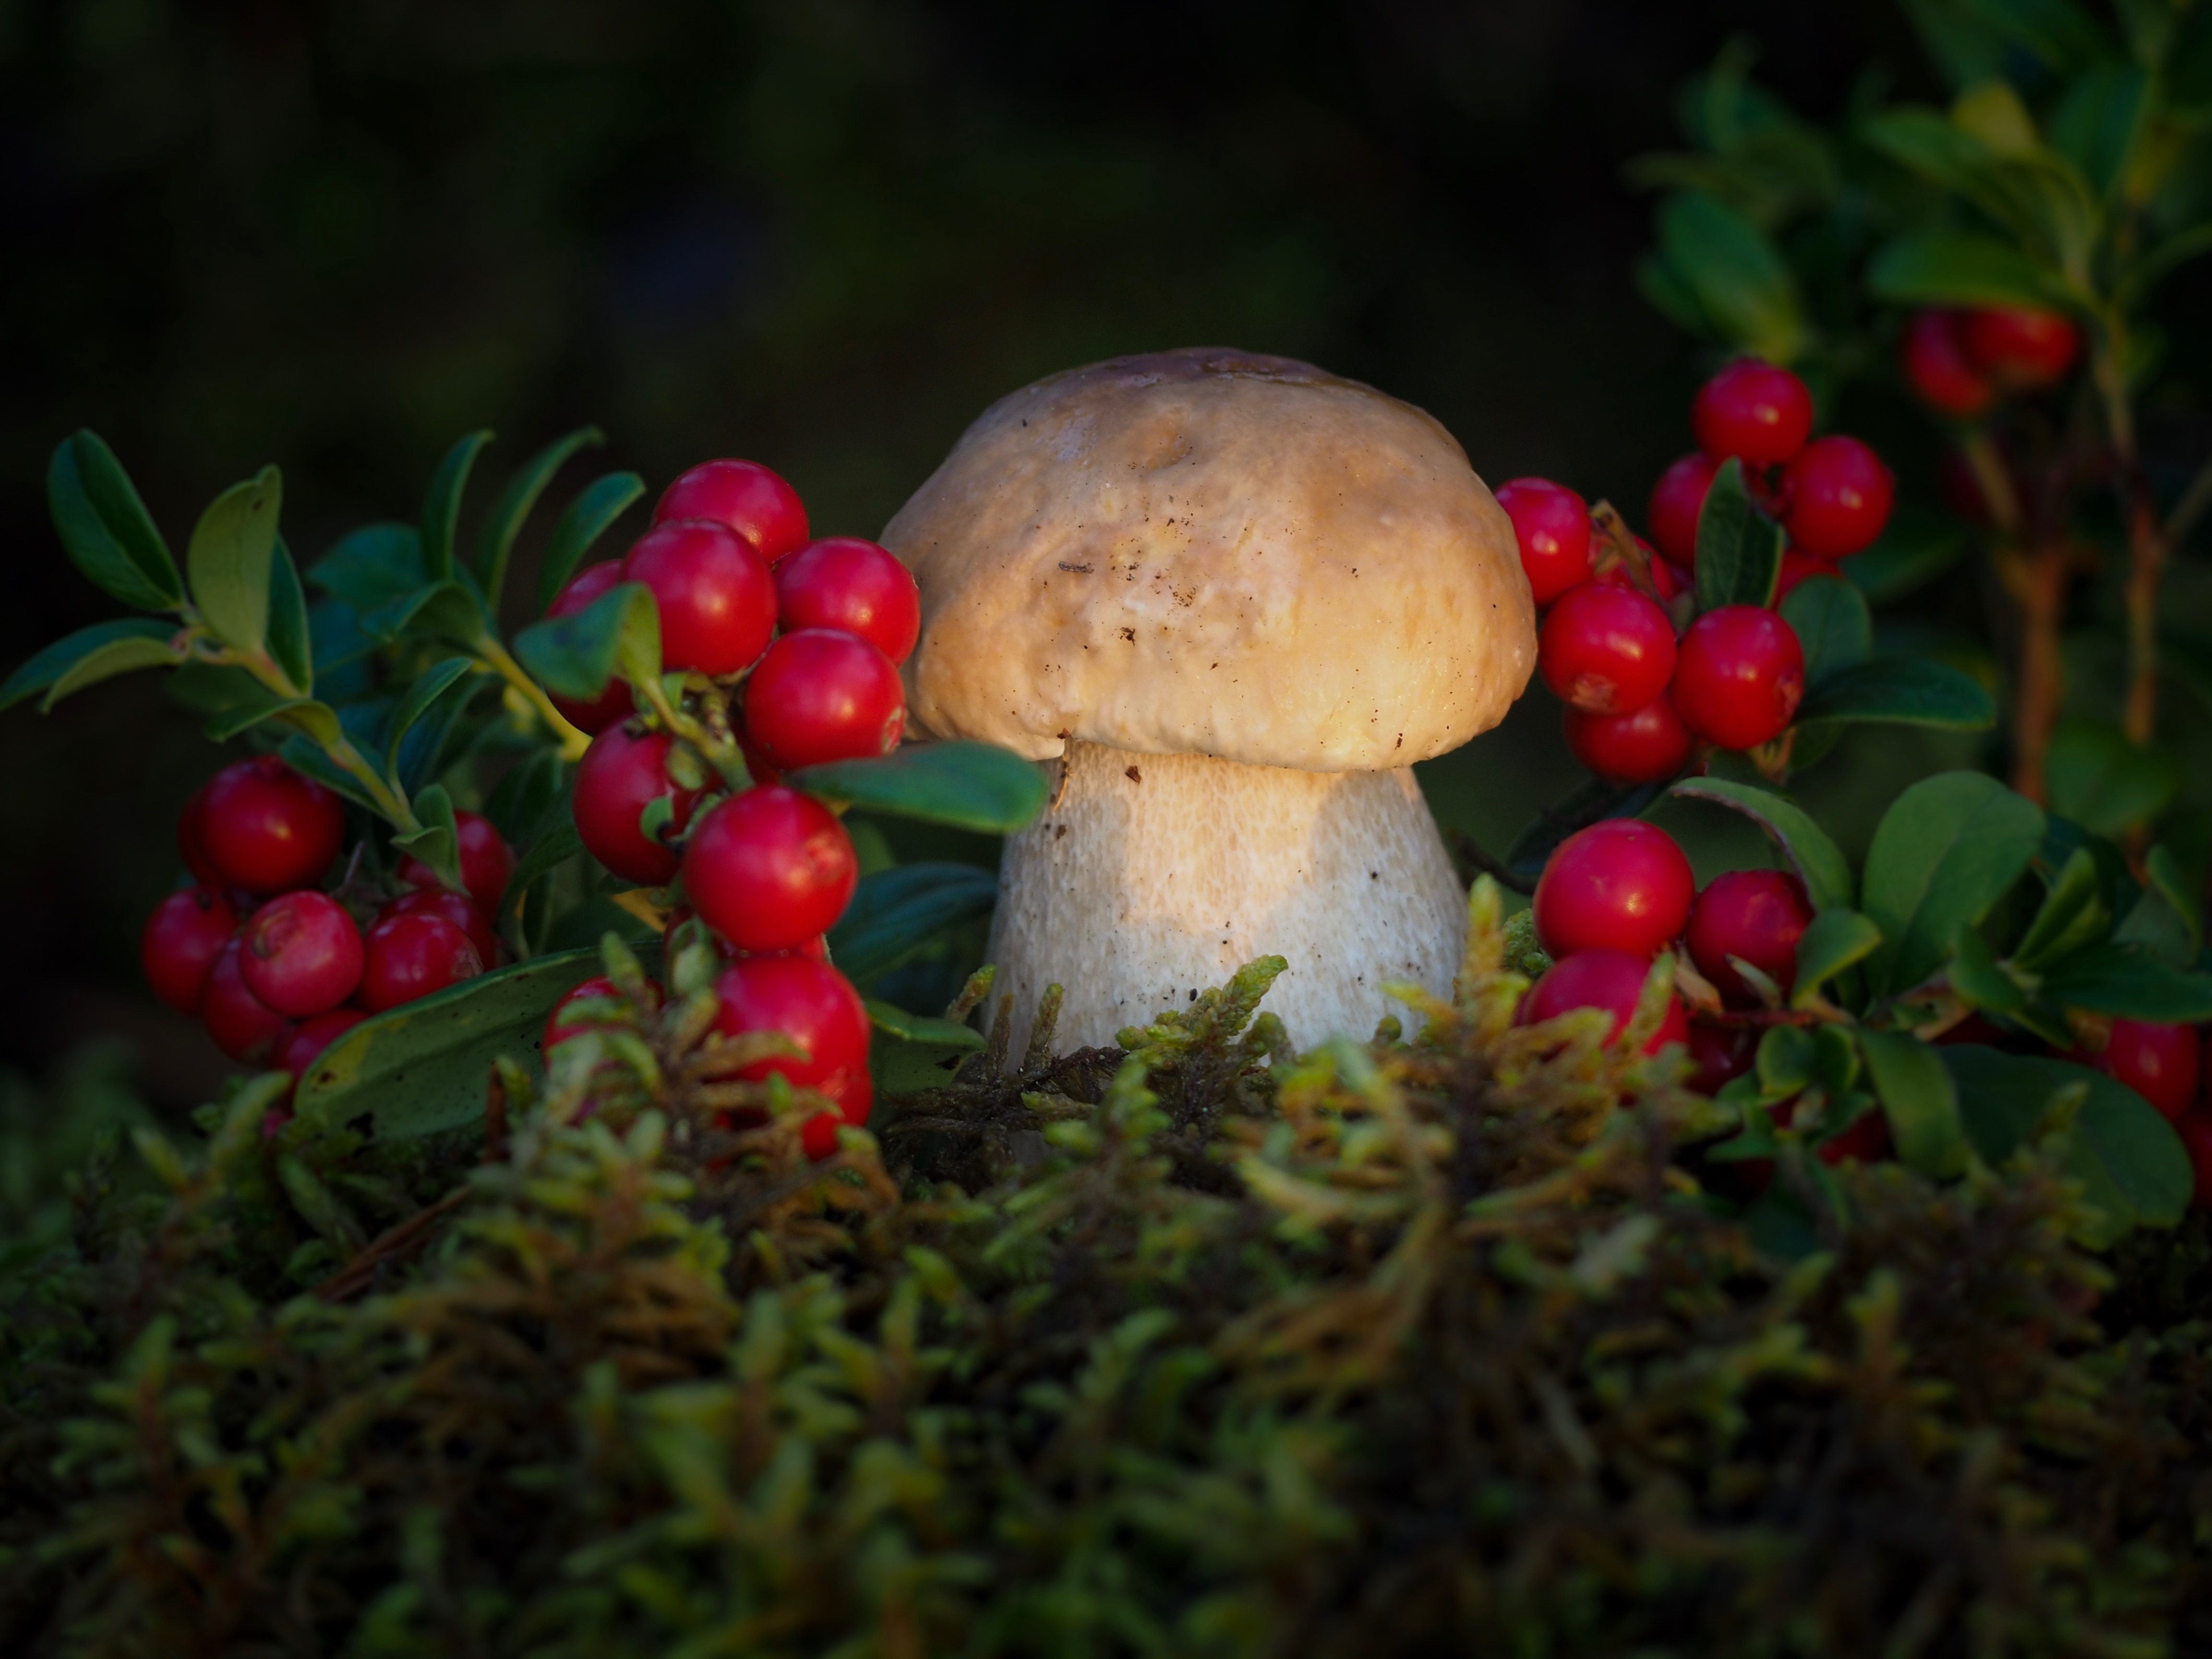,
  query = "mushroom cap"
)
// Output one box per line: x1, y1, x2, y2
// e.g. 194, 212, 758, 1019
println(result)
883, 347, 1538, 770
